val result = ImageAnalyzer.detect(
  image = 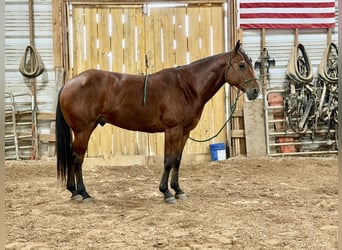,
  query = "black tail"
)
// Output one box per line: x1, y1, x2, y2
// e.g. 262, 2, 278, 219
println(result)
56, 88, 72, 185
